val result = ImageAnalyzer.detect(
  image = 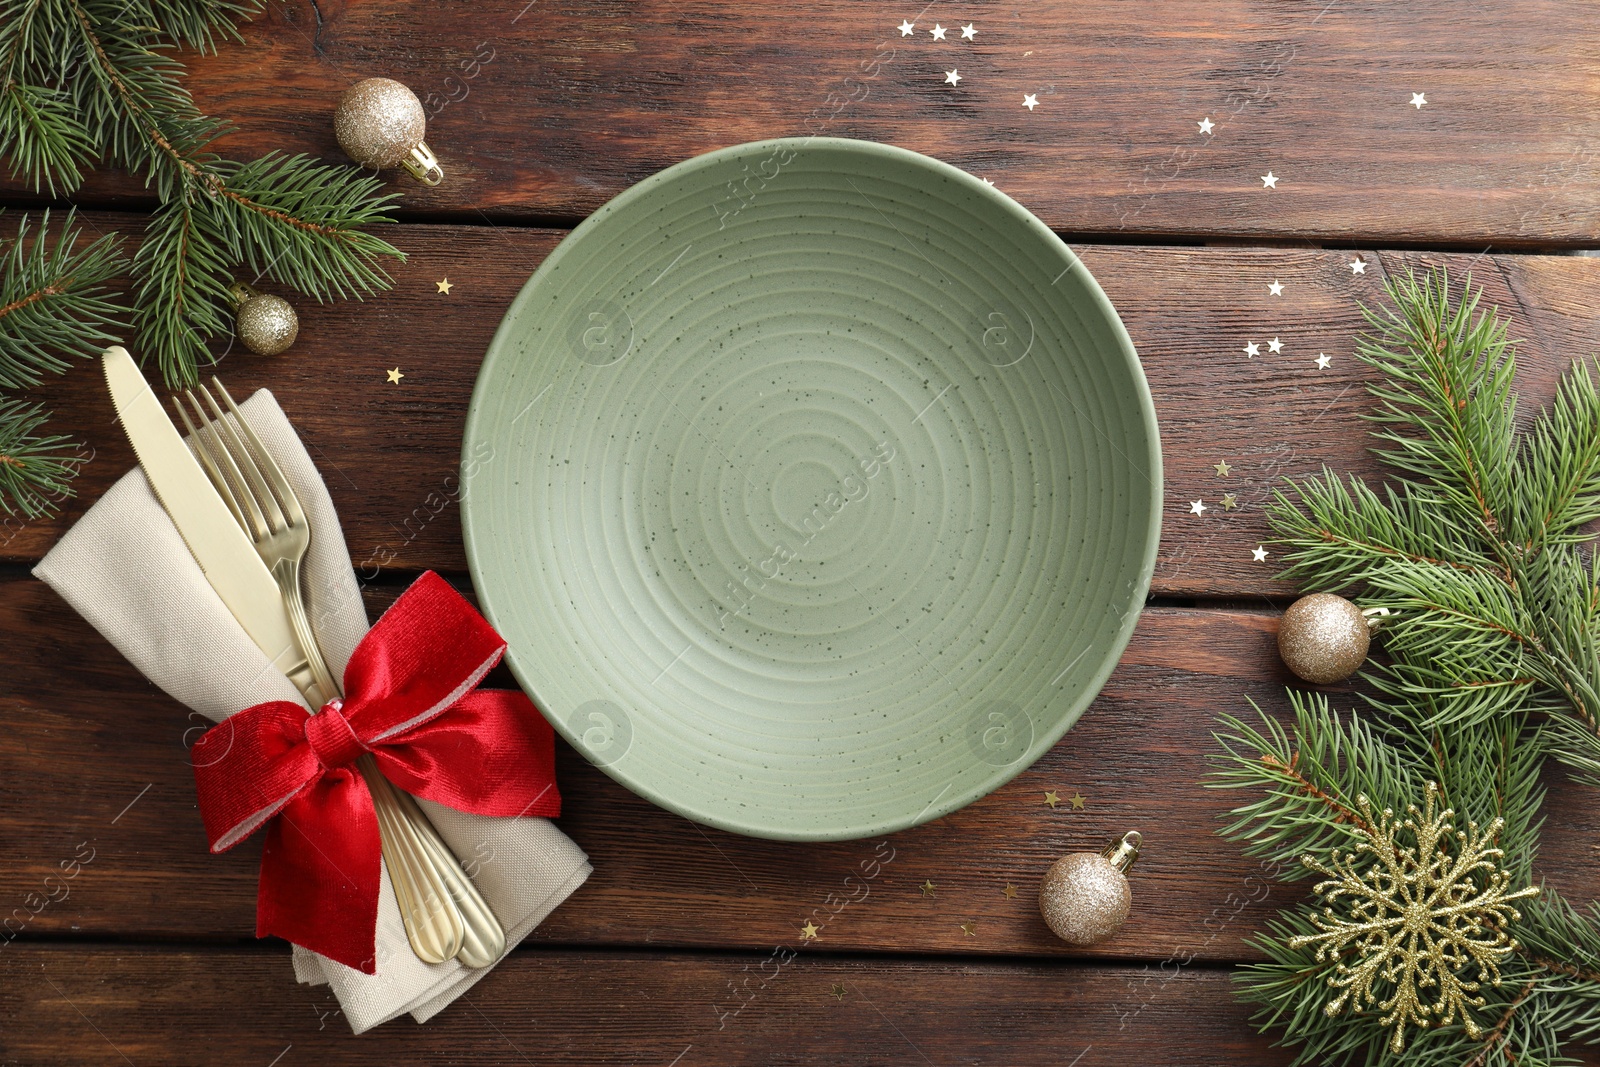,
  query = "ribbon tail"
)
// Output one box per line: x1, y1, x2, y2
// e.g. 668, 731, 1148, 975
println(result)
254, 772, 383, 975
